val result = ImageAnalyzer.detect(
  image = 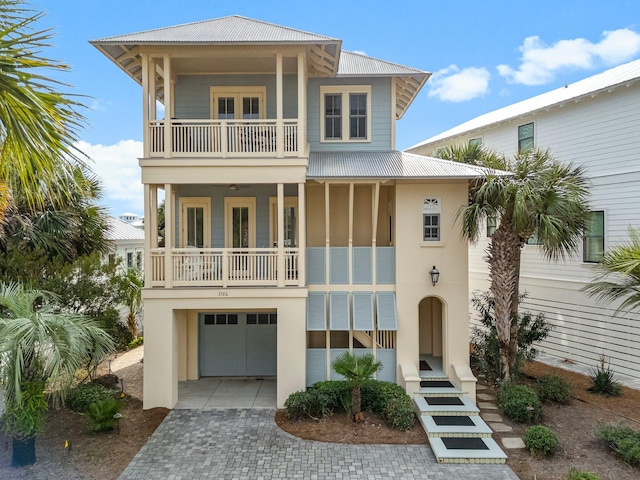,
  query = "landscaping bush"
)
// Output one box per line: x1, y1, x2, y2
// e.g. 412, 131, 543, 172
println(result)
362, 380, 415, 431
589, 357, 621, 397
536, 374, 572, 404
599, 424, 640, 466
310, 381, 350, 410
524, 425, 558, 458
283, 390, 333, 420
111, 321, 134, 351
67, 383, 116, 413
498, 383, 541, 423
566, 468, 600, 480
128, 336, 144, 349
88, 398, 122, 432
